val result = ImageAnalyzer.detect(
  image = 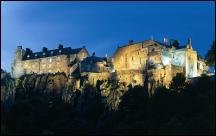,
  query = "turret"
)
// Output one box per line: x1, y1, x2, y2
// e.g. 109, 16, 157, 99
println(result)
12, 45, 25, 78
15, 46, 24, 61
164, 37, 168, 46
187, 37, 193, 49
